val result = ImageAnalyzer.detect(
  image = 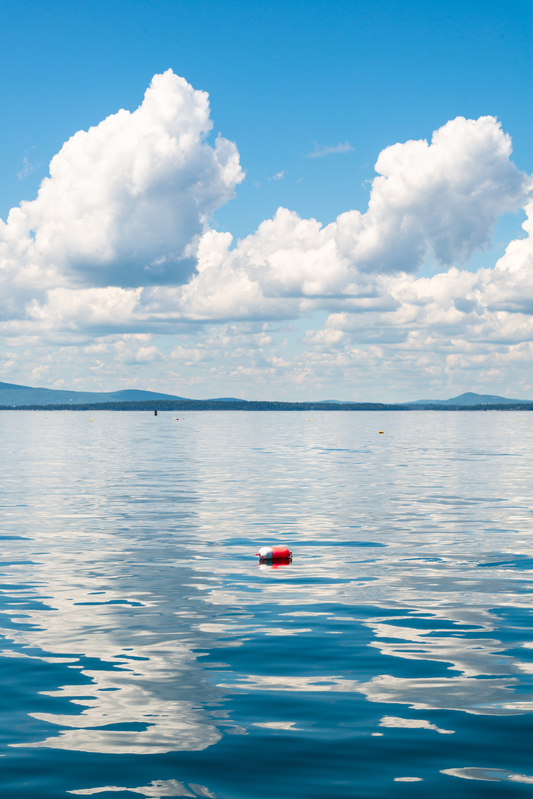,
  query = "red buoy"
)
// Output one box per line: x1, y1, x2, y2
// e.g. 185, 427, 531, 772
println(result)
255, 545, 292, 560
